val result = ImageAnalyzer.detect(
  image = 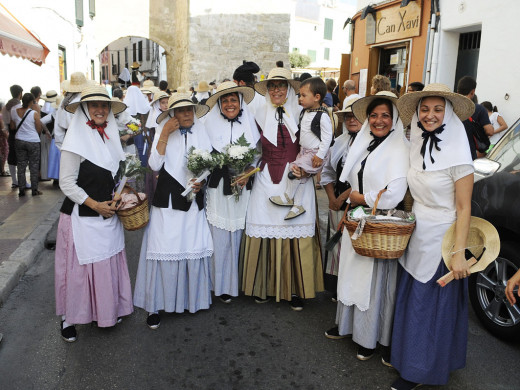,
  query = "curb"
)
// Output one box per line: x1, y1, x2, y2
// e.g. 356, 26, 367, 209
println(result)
0, 198, 63, 307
